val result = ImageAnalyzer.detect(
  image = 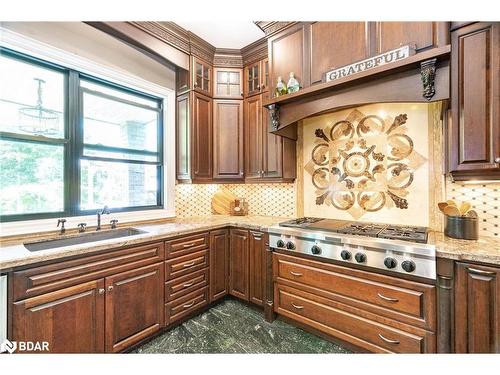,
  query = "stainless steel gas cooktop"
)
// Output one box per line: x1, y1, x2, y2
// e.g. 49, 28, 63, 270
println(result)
269, 218, 435, 280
